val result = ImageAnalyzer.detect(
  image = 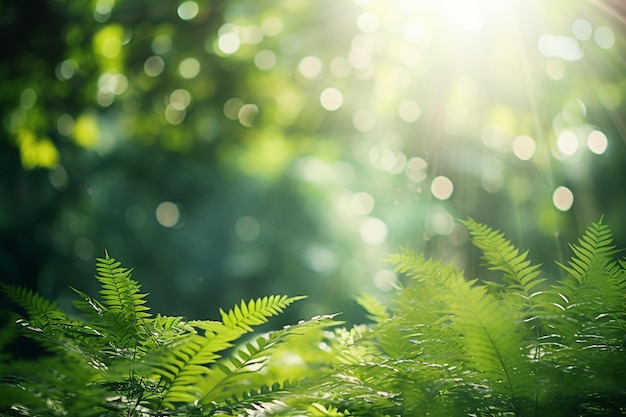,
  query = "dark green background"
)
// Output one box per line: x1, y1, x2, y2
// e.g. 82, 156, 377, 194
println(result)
1, 0, 625, 328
